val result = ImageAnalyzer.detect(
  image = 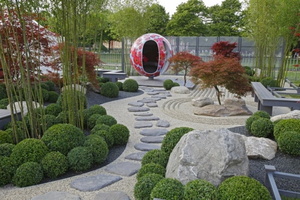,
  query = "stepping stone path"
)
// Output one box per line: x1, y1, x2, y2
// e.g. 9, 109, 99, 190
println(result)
31, 86, 172, 200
